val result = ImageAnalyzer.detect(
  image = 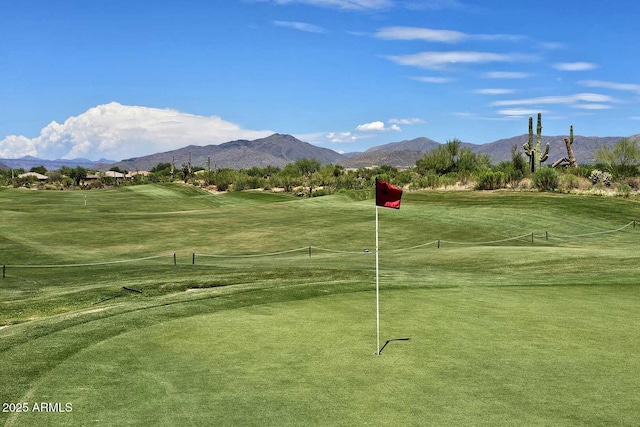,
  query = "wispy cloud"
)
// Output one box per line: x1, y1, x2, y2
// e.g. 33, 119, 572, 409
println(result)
474, 88, 516, 95
273, 20, 325, 33
539, 41, 566, 50
0, 103, 273, 160
403, 0, 467, 10
388, 117, 425, 125
355, 121, 401, 132
260, 0, 467, 11
259, 0, 394, 10
497, 108, 548, 117
491, 93, 616, 107
553, 62, 597, 71
325, 132, 358, 143
573, 104, 612, 110
579, 80, 640, 94
387, 51, 535, 70
410, 76, 455, 83
375, 26, 523, 43
375, 27, 466, 42
483, 71, 532, 79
